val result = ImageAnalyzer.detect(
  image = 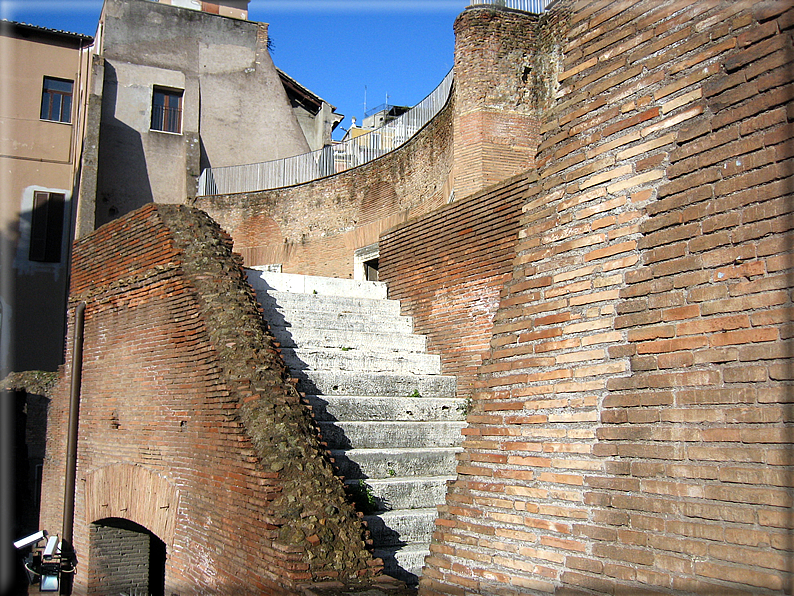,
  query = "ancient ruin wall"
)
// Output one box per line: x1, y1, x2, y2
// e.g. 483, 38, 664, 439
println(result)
40, 204, 376, 594
453, 8, 542, 200
380, 173, 529, 397
422, 1, 794, 594
194, 97, 455, 278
